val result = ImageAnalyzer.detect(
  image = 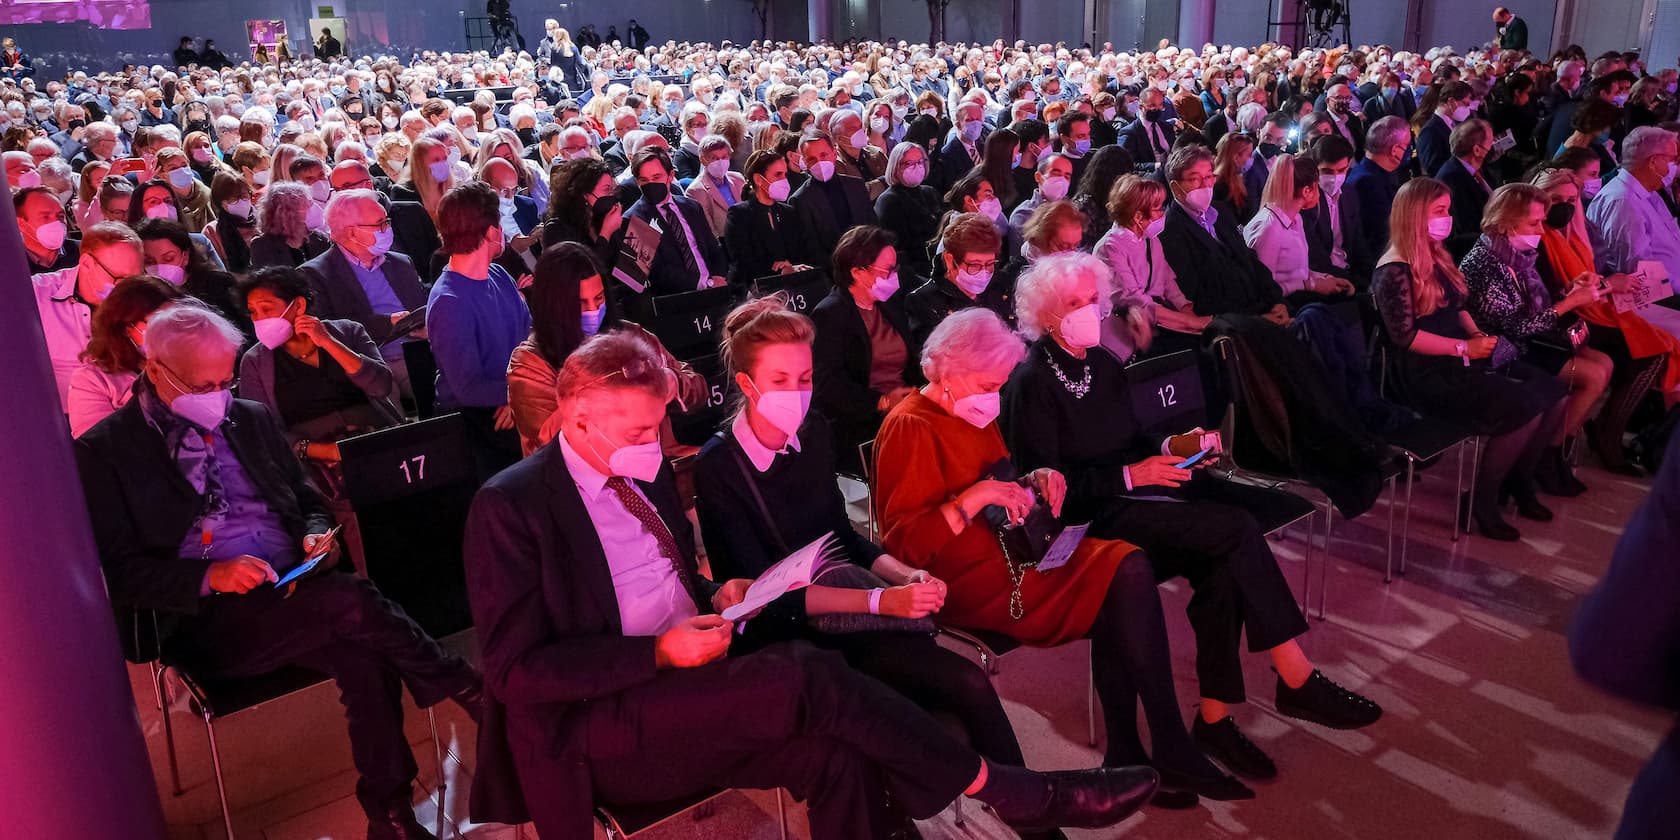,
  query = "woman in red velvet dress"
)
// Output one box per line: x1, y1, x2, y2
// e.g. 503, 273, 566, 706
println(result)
873, 307, 1249, 804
